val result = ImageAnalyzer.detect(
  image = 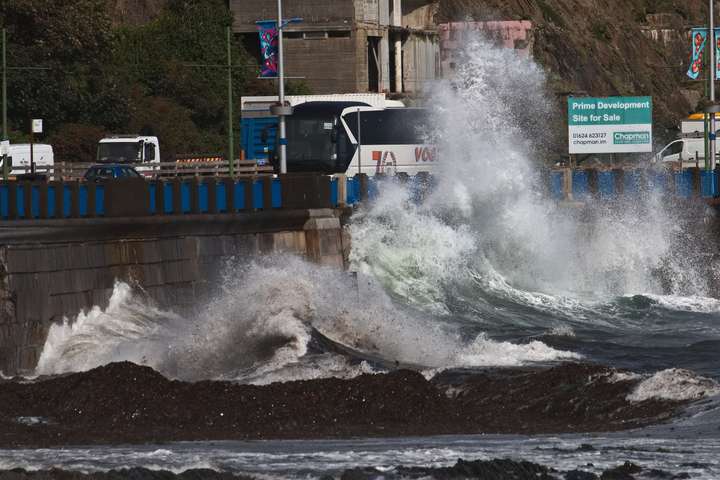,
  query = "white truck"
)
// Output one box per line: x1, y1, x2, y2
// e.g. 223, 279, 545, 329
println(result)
97, 135, 160, 174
